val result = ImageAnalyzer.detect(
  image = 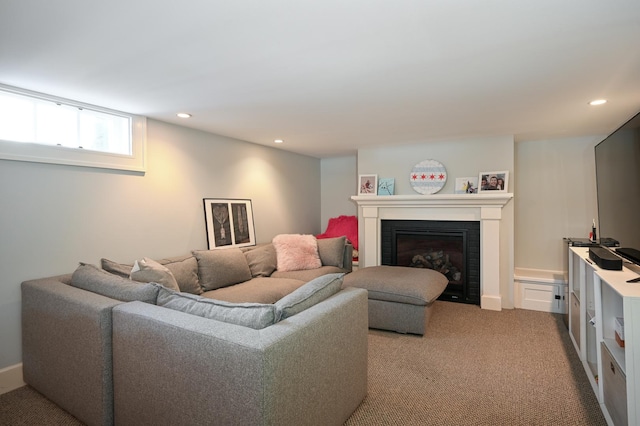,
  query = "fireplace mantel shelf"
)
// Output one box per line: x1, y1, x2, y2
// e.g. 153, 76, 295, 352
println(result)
351, 193, 513, 207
